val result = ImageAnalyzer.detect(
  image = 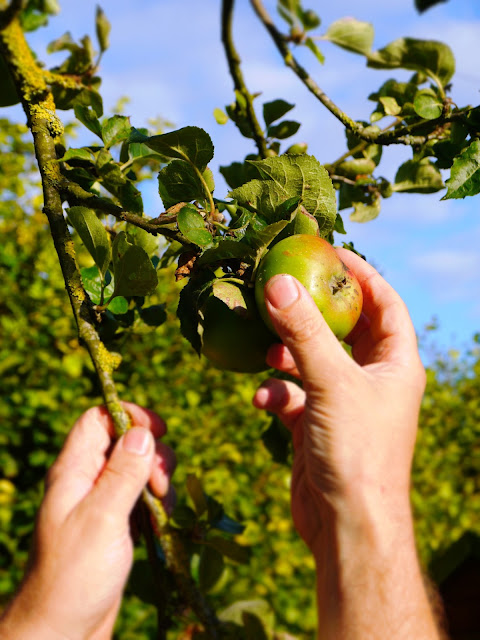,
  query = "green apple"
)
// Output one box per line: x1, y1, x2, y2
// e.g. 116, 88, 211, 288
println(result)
201, 281, 276, 373
255, 235, 363, 340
